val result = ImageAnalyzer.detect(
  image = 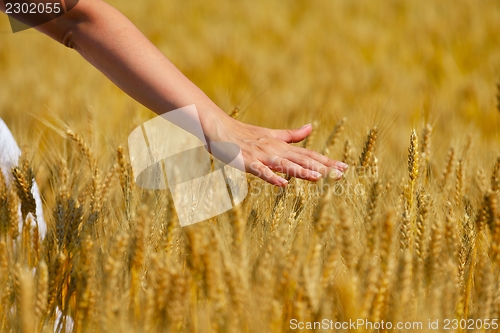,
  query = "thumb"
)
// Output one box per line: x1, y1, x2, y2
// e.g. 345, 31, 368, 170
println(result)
274, 123, 312, 143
